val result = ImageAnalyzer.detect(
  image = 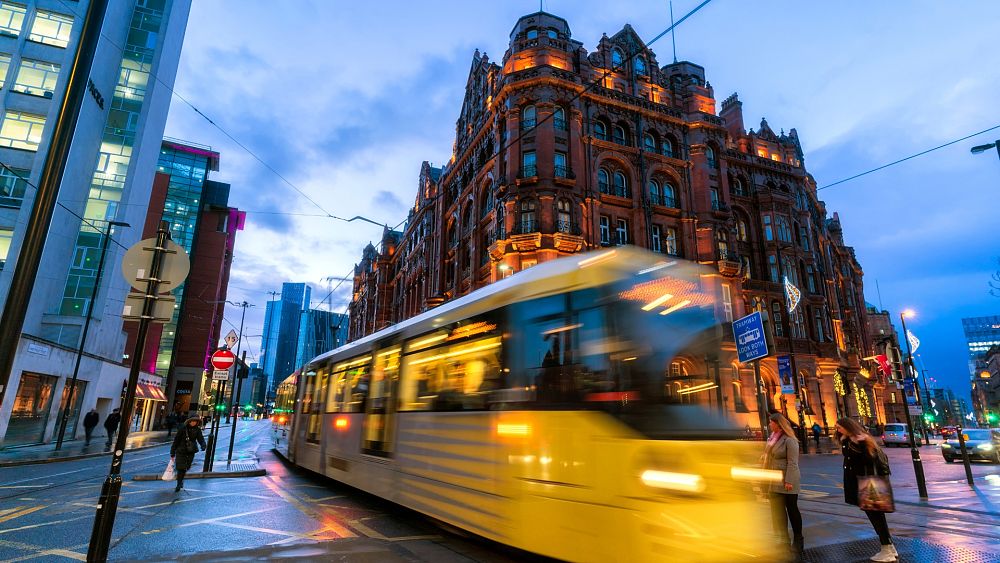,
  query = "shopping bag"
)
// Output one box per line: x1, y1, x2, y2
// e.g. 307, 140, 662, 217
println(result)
161, 459, 175, 481
857, 474, 895, 512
